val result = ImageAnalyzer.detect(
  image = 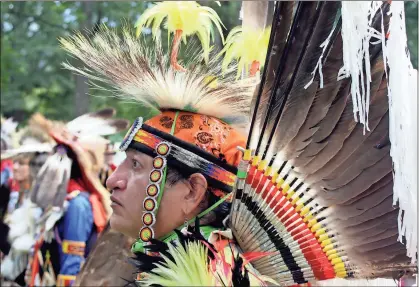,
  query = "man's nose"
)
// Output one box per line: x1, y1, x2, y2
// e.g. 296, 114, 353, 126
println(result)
106, 167, 127, 191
